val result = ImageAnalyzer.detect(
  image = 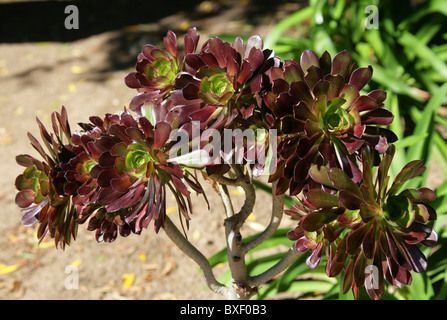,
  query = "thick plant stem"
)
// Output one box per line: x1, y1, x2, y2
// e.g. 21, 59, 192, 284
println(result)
247, 244, 301, 287
242, 180, 284, 253
163, 216, 229, 297
219, 165, 258, 299
172, 166, 301, 300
